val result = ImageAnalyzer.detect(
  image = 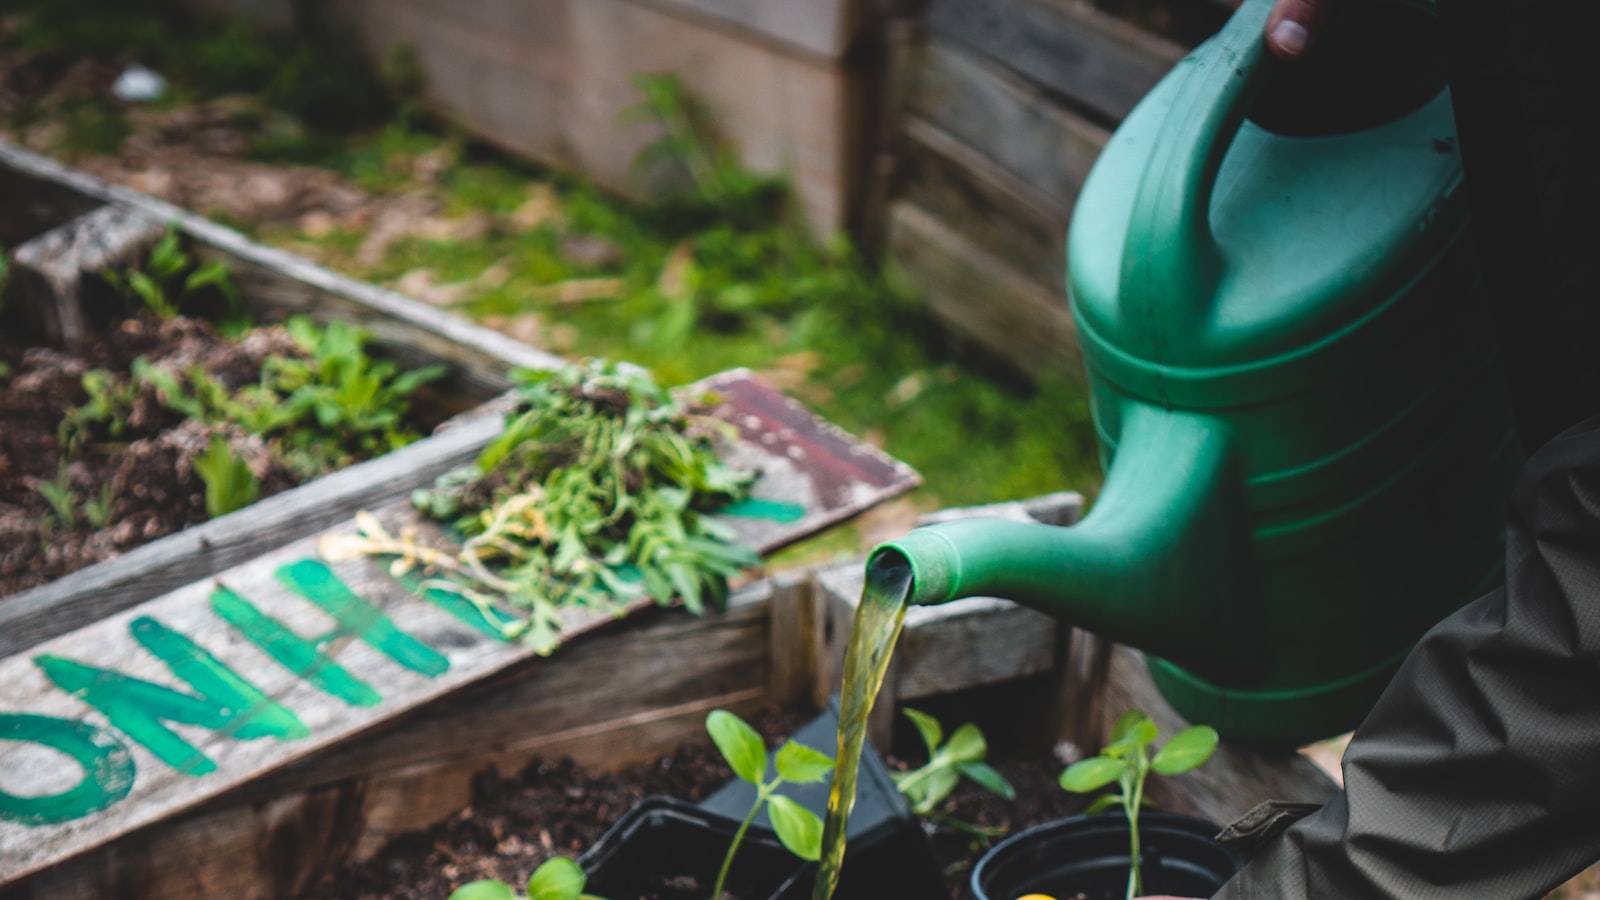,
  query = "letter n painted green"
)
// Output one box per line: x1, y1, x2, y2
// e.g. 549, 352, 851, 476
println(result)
273, 559, 448, 677
35, 617, 309, 776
